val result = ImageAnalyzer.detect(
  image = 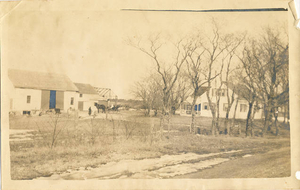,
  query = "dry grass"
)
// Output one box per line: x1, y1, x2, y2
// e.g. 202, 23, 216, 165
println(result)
9, 111, 290, 180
